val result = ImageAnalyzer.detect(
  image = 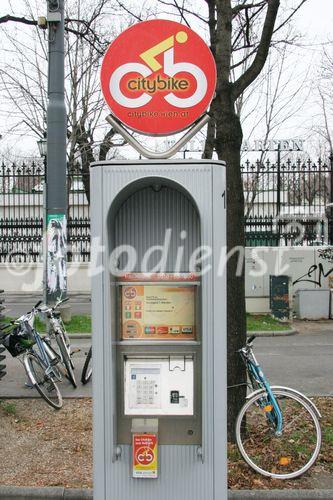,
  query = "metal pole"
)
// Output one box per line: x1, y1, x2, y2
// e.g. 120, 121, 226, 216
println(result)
276, 143, 281, 243
329, 151, 333, 245
45, 0, 67, 304
276, 143, 281, 216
